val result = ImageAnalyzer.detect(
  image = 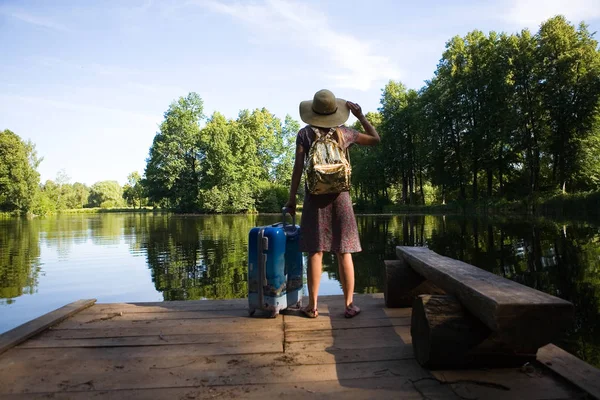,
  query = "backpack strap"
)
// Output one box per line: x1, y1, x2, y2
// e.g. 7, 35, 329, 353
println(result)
335, 127, 351, 166
310, 126, 335, 140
